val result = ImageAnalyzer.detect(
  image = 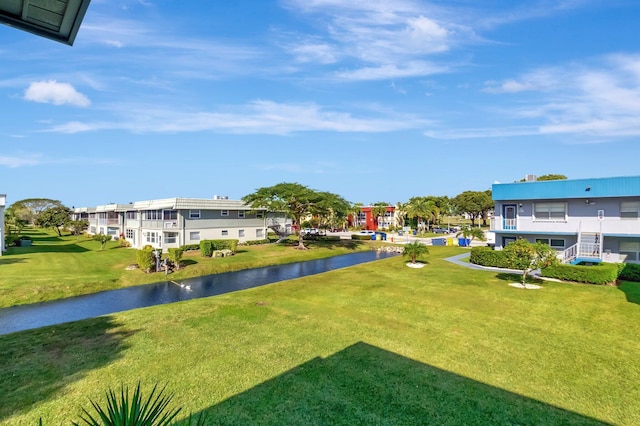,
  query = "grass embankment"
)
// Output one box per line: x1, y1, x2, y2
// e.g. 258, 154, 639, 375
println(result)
2, 246, 640, 425
0, 229, 373, 308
